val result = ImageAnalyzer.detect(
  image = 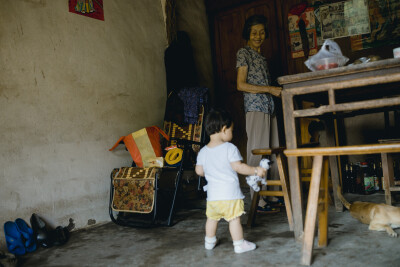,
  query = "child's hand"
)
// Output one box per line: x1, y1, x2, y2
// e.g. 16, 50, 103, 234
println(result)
256, 166, 266, 177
